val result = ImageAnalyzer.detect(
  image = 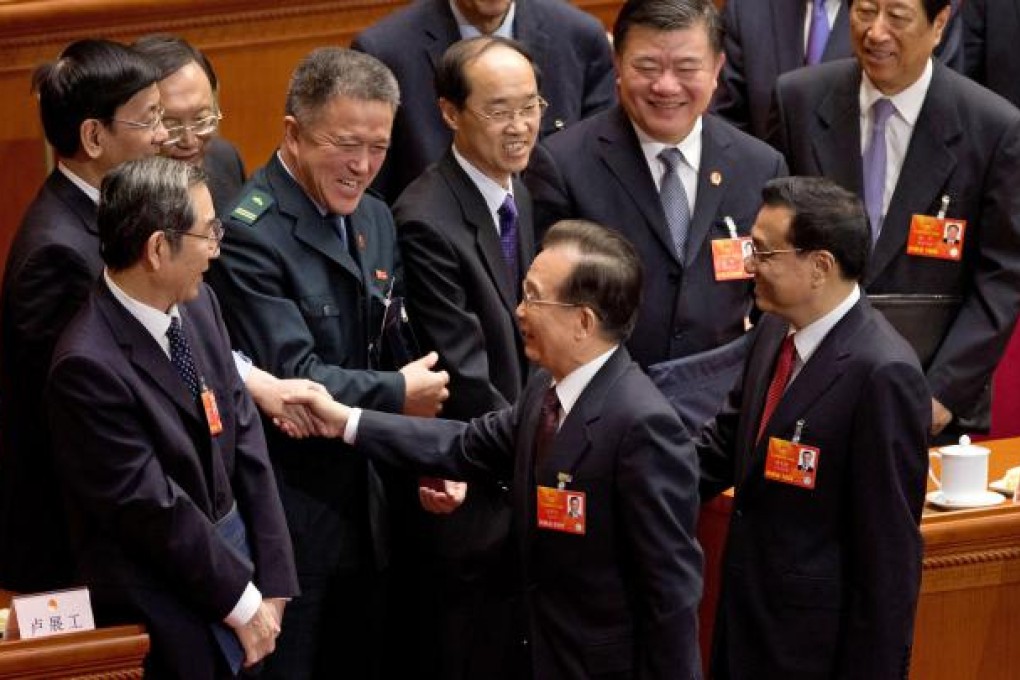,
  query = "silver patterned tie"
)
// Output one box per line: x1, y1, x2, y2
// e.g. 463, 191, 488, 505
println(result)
658, 147, 692, 261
